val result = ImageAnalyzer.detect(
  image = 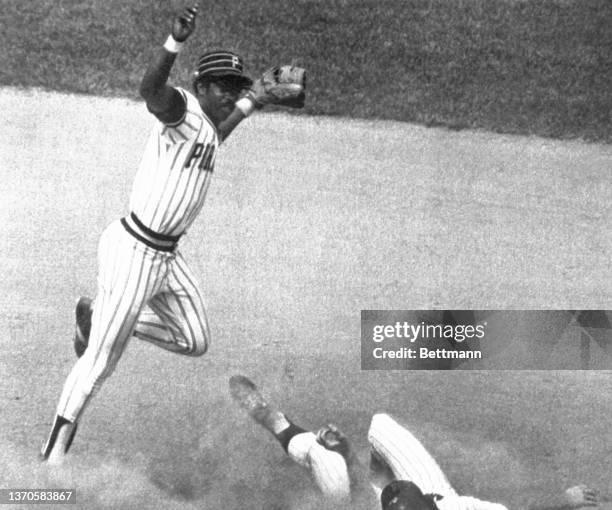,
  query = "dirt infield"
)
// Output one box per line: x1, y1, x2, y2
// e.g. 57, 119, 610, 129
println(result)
0, 88, 611, 509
